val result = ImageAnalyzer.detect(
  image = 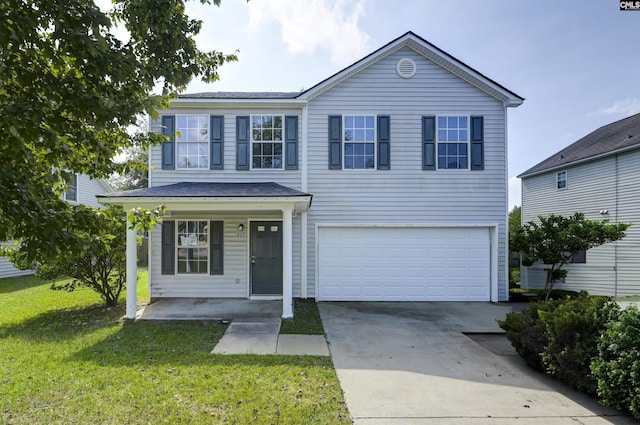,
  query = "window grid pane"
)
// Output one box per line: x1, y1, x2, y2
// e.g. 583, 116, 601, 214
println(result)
177, 220, 208, 274
343, 115, 375, 169
437, 143, 468, 170
176, 115, 209, 169
437, 116, 469, 170
251, 115, 284, 169
557, 171, 567, 189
